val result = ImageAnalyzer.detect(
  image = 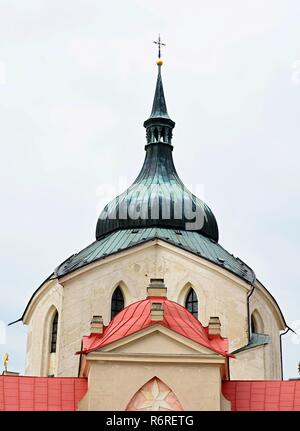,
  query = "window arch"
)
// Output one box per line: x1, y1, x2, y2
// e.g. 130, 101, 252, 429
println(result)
126, 377, 183, 411
185, 288, 198, 318
111, 286, 124, 319
50, 311, 58, 353
251, 310, 264, 334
